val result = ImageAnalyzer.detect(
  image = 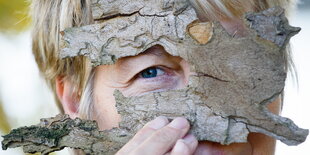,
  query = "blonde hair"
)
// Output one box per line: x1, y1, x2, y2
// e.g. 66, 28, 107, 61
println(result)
31, 0, 93, 112
31, 0, 296, 117
190, 0, 296, 20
